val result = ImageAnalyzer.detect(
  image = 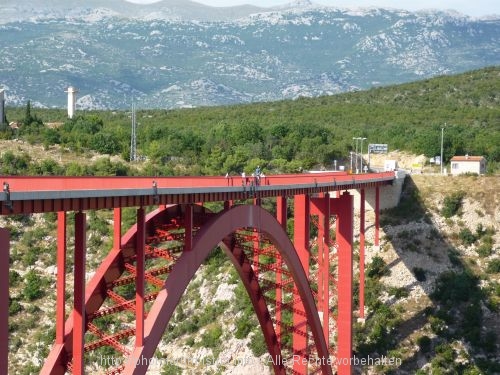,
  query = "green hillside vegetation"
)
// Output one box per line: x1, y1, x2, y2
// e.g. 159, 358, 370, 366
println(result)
1, 66, 499, 176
